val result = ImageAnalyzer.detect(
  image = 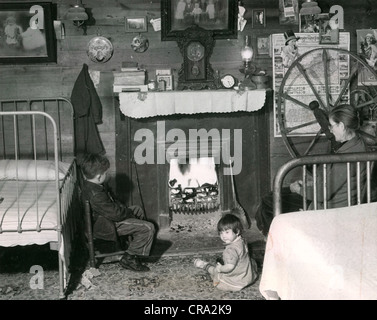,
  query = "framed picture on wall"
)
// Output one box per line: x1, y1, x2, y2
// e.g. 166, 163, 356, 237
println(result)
278, 0, 299, 25
357, 29, 377, 85
0, 2, 56, 64
161, 0, 238, 40
252, 8, 266, 28
299, 14, 319, 33
256, 35, 270, 56
318, 13, 339, 44
125, 16, 148, 33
